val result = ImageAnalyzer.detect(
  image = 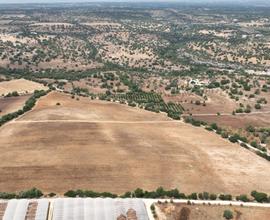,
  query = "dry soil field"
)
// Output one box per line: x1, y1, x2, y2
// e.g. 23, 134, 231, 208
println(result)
0, 91, 270, 195
0, 79, 47, 96
0, 94, 31, 116
156, 202, 270, 220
